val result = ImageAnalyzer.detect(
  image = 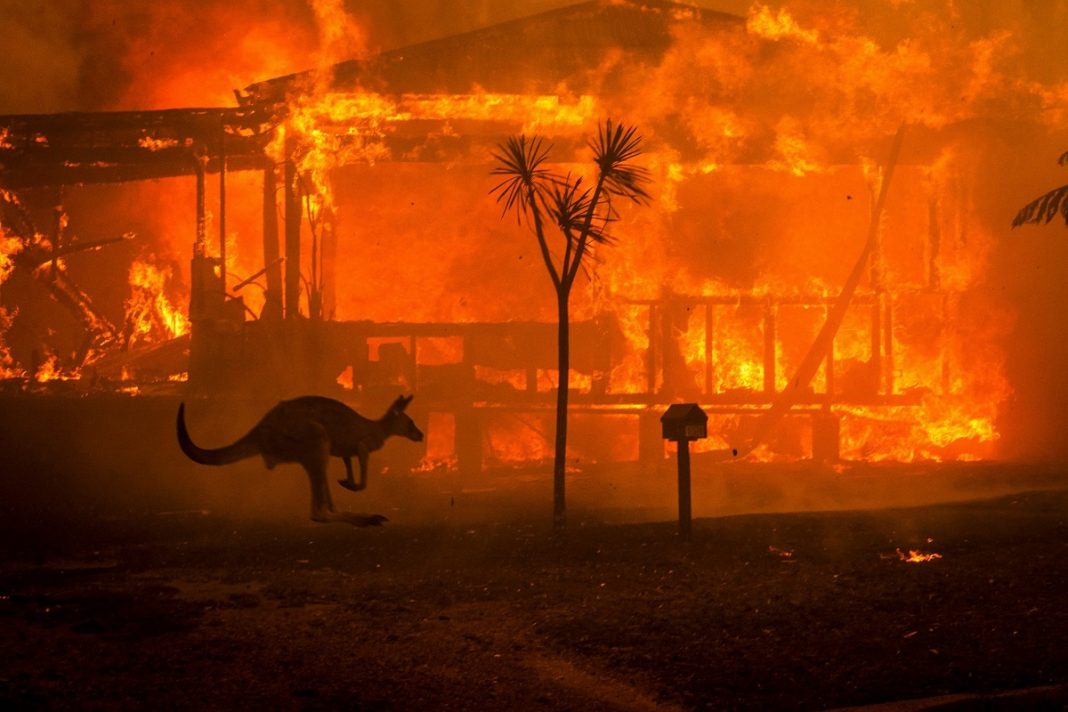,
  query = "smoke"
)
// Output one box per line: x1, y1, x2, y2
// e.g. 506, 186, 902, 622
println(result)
0, 0, 592, 114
